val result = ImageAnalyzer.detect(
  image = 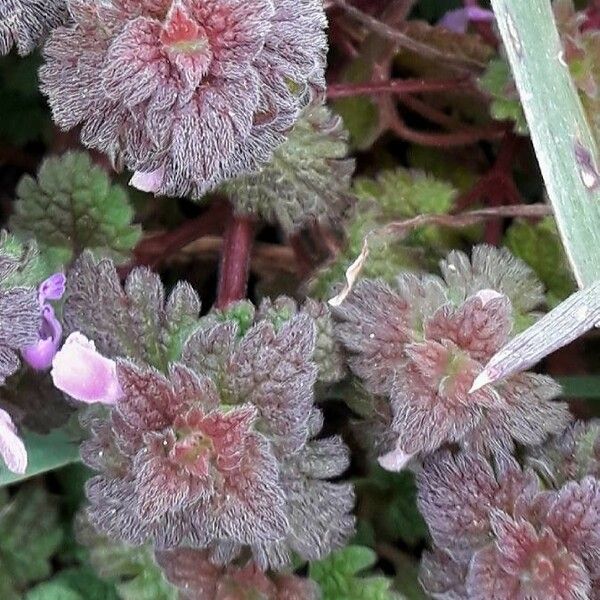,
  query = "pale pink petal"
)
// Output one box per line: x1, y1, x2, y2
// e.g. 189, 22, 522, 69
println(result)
51, 332, 123, 405
378, 442, 415, 472
0, 408, 27, 474
130, 166, 166, 193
